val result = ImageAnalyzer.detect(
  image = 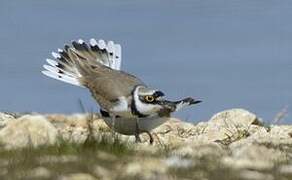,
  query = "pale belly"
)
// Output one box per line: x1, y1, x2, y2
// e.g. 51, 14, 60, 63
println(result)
102, 116, 169, 135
